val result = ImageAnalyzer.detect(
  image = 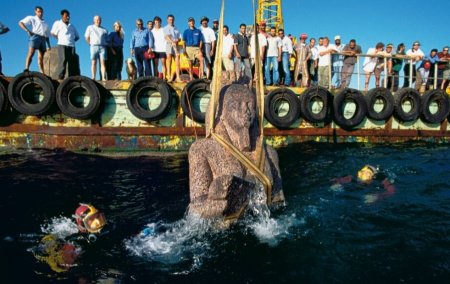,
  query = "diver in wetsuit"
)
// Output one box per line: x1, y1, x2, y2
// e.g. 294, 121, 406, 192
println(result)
31, 203, 108, 273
